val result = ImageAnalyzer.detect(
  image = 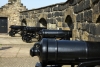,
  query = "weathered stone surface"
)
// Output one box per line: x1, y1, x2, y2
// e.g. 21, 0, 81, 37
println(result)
56, 17, 62, 22
92, 0, 99, 4
74, 5, 78, 13
44, 7, 51, 12
84, 11, 88, 21
0, 0, 27, 31
47, 24, 56, 29
77, 1, 84, 12
93, 4, 99, 14
53, 6, 58, 11
1, 0, 100, 41
81, 31, 89, 41
95, 24, 100, 35
48, 13, 52, 18
77, 0, 82, 3
87, 10, 92, 22
89, 23, 95, 35
62, 23, 68, 27
84, 0, 91, 10
70, 0, 77, 6
77, 23, 82, 29
57, 22, 62, 27
76, 14, 81, 22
